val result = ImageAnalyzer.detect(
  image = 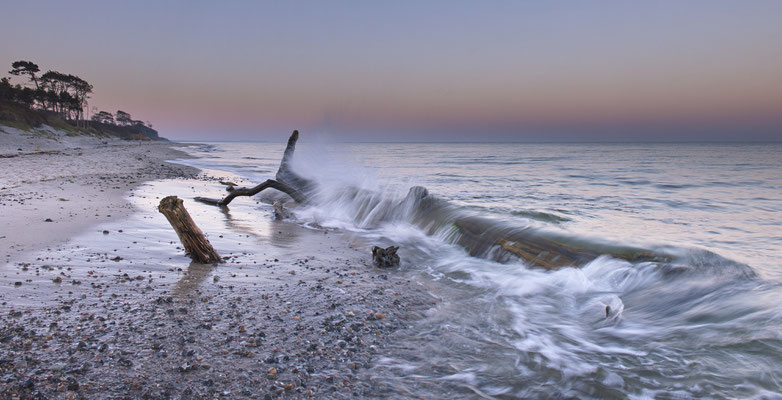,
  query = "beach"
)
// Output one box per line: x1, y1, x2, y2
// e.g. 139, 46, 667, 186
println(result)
3, 128, 782, 399
3, 2, 781, 397
0, 127, 198, 264
0, 128, 435, 399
